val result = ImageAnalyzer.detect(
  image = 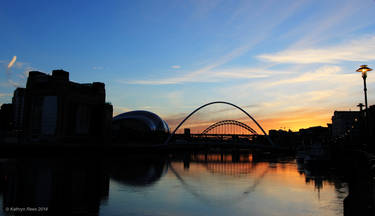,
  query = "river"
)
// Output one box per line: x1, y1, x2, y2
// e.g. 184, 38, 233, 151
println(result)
0, 152, 348, 215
